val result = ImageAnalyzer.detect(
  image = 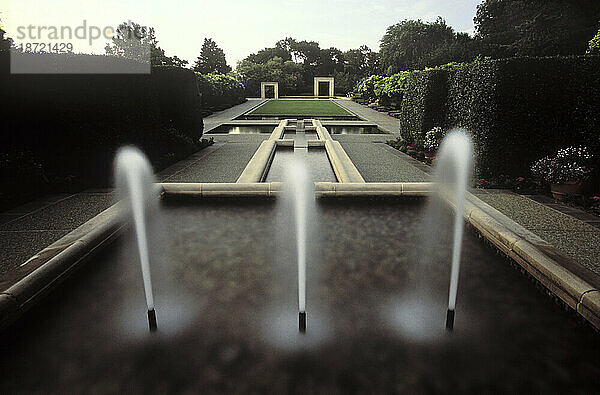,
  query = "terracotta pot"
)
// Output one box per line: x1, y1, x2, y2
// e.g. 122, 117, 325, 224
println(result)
550, 180, 586, 201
